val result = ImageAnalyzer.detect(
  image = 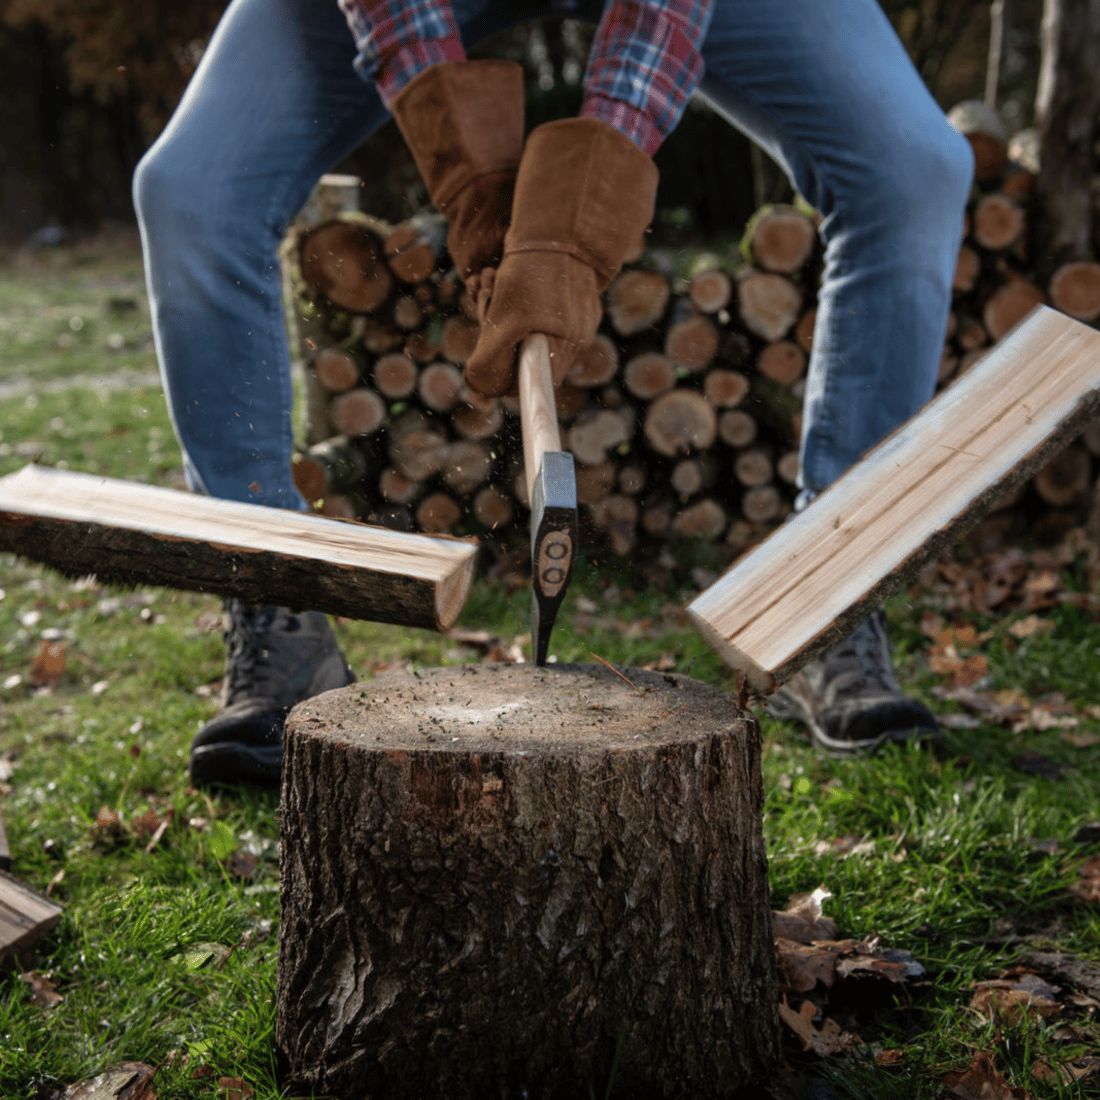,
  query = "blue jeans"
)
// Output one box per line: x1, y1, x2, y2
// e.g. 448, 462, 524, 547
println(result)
134, 0, 972, 510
